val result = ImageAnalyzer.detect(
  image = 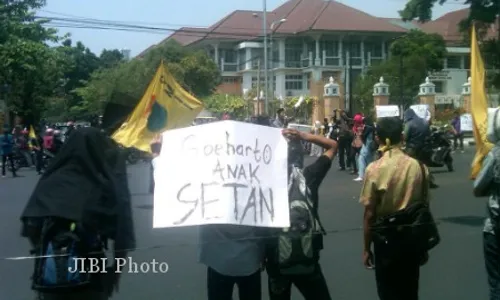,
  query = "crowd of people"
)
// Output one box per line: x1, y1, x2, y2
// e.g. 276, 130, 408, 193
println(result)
3, 105, 497, 300
0, 122, 77, 177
